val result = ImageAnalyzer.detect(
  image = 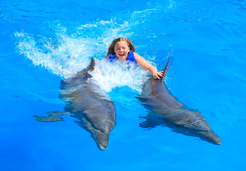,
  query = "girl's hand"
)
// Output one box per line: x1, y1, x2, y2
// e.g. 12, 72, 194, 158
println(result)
92, 68, 99, 73
153, 71, 164, 80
